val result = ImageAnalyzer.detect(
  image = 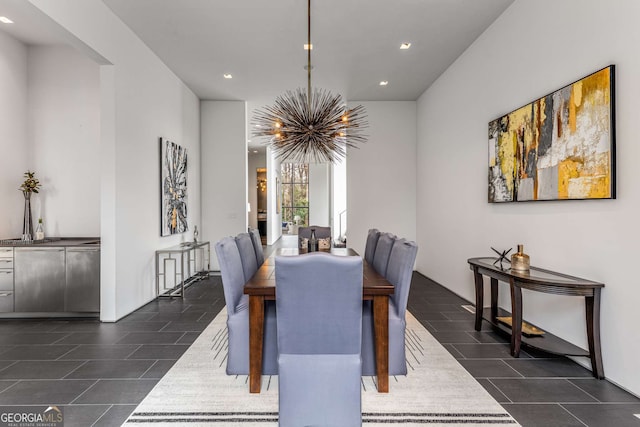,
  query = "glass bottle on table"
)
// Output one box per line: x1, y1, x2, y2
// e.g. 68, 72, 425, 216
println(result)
309, 228, 317, 252
35, 218, 45, 240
